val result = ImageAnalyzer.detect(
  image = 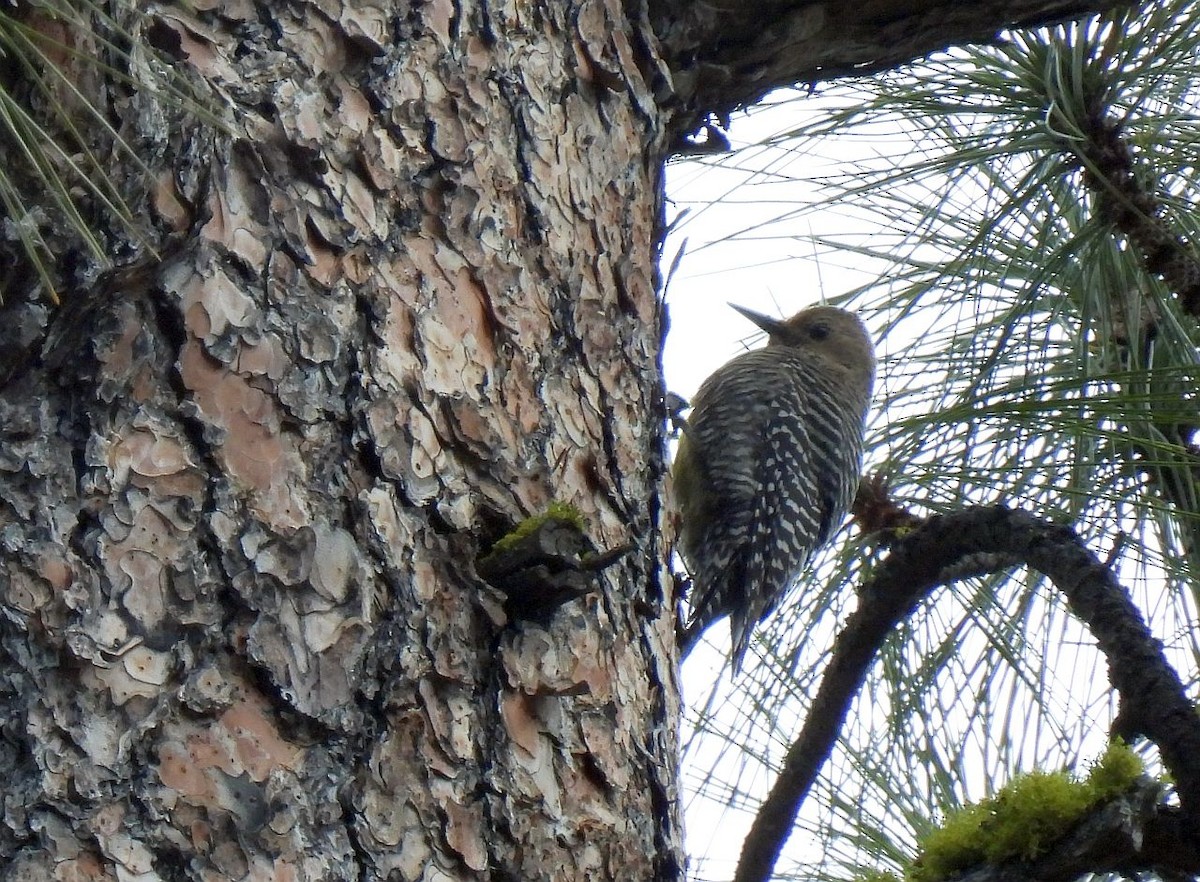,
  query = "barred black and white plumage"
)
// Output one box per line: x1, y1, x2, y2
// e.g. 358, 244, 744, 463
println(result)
674, 305, 875, 672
